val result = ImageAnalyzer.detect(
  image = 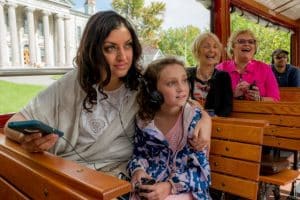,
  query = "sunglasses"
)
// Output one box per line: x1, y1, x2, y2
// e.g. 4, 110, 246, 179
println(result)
275, 56, 287, 60
235, 39, 256, 45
